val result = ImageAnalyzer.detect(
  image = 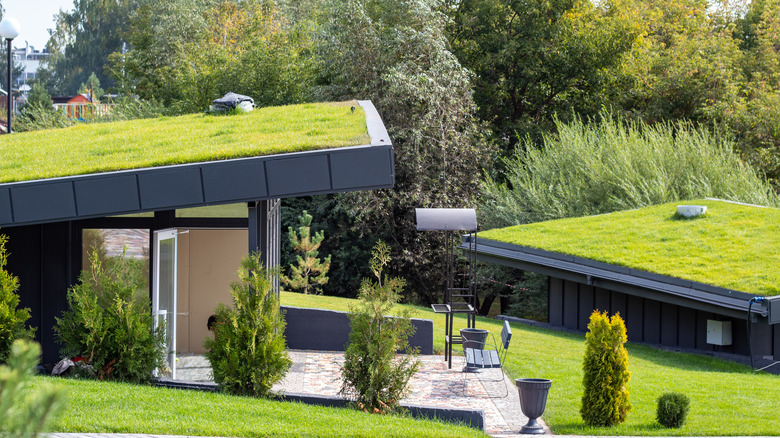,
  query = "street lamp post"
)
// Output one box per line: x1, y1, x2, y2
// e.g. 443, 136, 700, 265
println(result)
0, 17, 20, 134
